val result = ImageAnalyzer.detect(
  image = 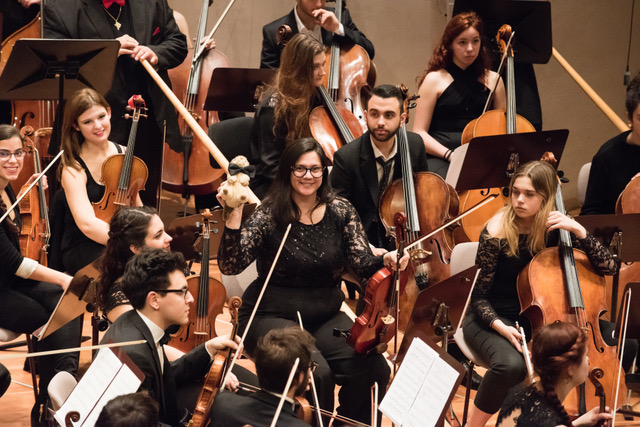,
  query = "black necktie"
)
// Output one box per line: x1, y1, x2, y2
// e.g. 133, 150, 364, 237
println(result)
377, 156, 394, 197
